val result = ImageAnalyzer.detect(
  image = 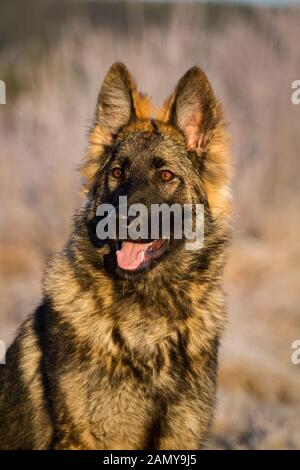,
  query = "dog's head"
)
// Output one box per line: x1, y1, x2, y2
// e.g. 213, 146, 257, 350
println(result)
80, 63, 231, 279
